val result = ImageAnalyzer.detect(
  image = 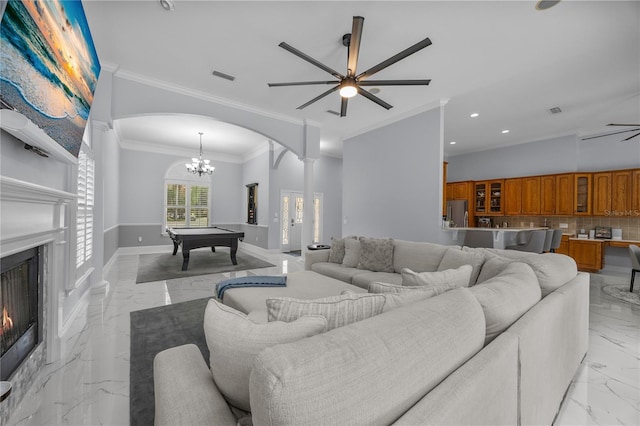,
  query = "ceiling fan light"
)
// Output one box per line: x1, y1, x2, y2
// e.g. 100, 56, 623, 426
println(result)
339, 81, 358, 98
